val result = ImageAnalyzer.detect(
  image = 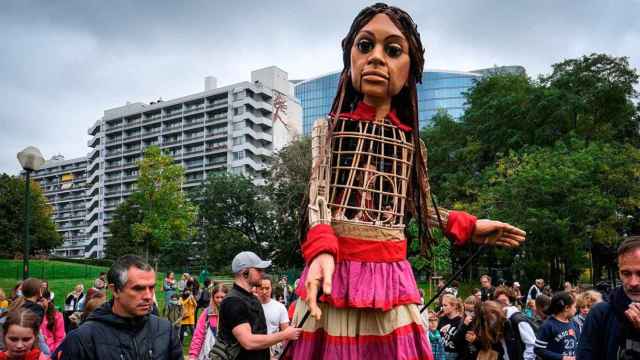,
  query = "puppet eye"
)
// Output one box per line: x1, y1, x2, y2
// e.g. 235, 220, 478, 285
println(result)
385, 44, 403, 58
356, 39, 374, 53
